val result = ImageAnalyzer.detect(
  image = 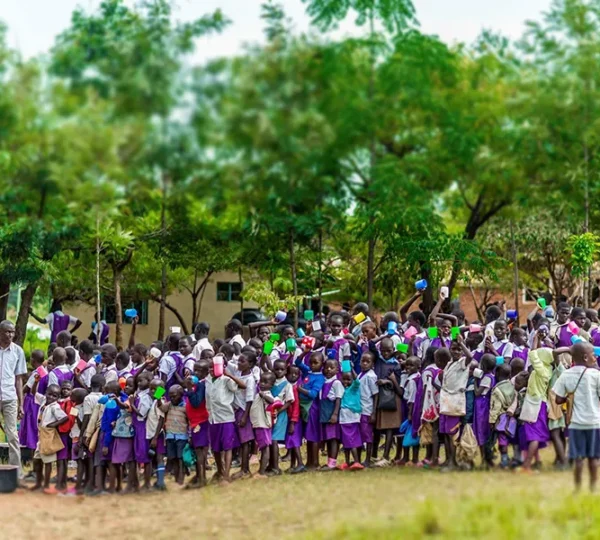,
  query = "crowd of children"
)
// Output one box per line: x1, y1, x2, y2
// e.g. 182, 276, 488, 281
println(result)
15, 289, 600, 494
